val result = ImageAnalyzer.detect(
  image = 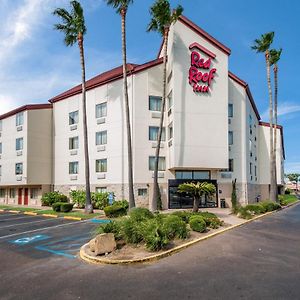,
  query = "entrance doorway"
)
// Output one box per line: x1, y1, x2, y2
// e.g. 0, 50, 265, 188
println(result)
24, 188, 29, 205
18, 189, 22, 205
